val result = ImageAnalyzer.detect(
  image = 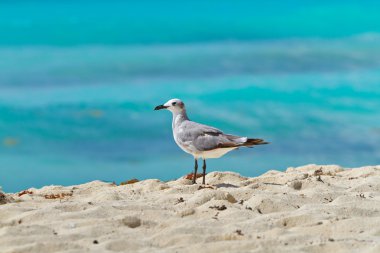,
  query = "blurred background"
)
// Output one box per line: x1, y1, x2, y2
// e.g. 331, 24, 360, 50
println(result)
1, 0, 379, 192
